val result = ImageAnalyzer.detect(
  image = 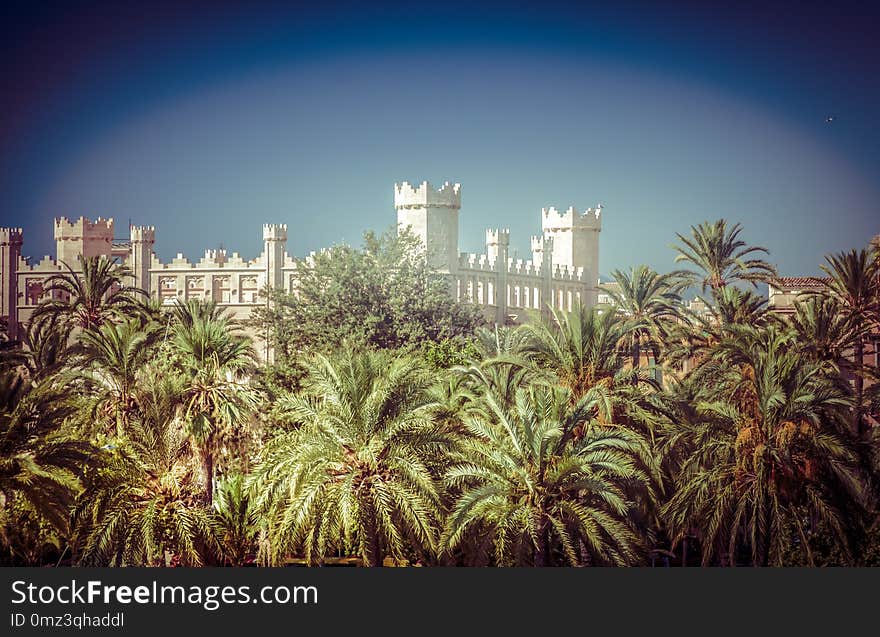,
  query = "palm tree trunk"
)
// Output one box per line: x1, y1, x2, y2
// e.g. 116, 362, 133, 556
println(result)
367, 529, 383, 567
854, 336, 865, 437
578, 539, 592, 567
534, 528, 550, 567
202, 447, 214, 505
